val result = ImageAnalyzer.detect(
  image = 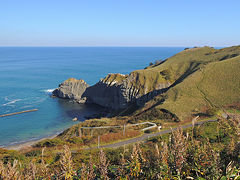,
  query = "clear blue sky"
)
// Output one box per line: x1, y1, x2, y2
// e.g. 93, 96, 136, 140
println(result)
0, 0, 240, 47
